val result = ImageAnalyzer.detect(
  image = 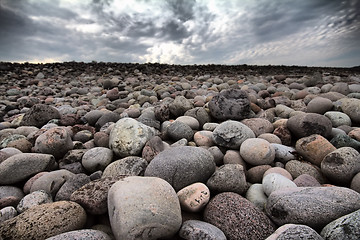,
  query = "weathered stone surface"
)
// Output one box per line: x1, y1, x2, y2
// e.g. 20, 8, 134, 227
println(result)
108, 176, 182, 240
0, 153, 56, 185
81, 147, 113, 172
169, 96, 194, 117
245, 183, 267, 211
241, 118, 274, 137
266, 224, 323, 240
320, 209, 360, 240
45, 229, 111, 240
262, 173, 297, 196
0, 206, 17, 223
109, 118, 156, 157
20, 104, 61, 128
177, 182, 210, 212
338, 98, 360, 123
266, 187, 360, 230
179, 220, 227, 240
209, 89, 252, 121
34, 127, 74, 159
295, 134, 336, 166
142, 136, 168, 162
55, 173, 91, 201
102, 156, 148, 178
287, 113, 332, 139
321, 147, 360, 185
145, 146, 215, 191
212, 120, 255, 149
71, 177, 121, 215
204, 192, 275, 240
167, 120, 194, 141
16, 190, 52, 213
0, 201, 86, 240
285, 160, 326, 184
206, 164, 247, 195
